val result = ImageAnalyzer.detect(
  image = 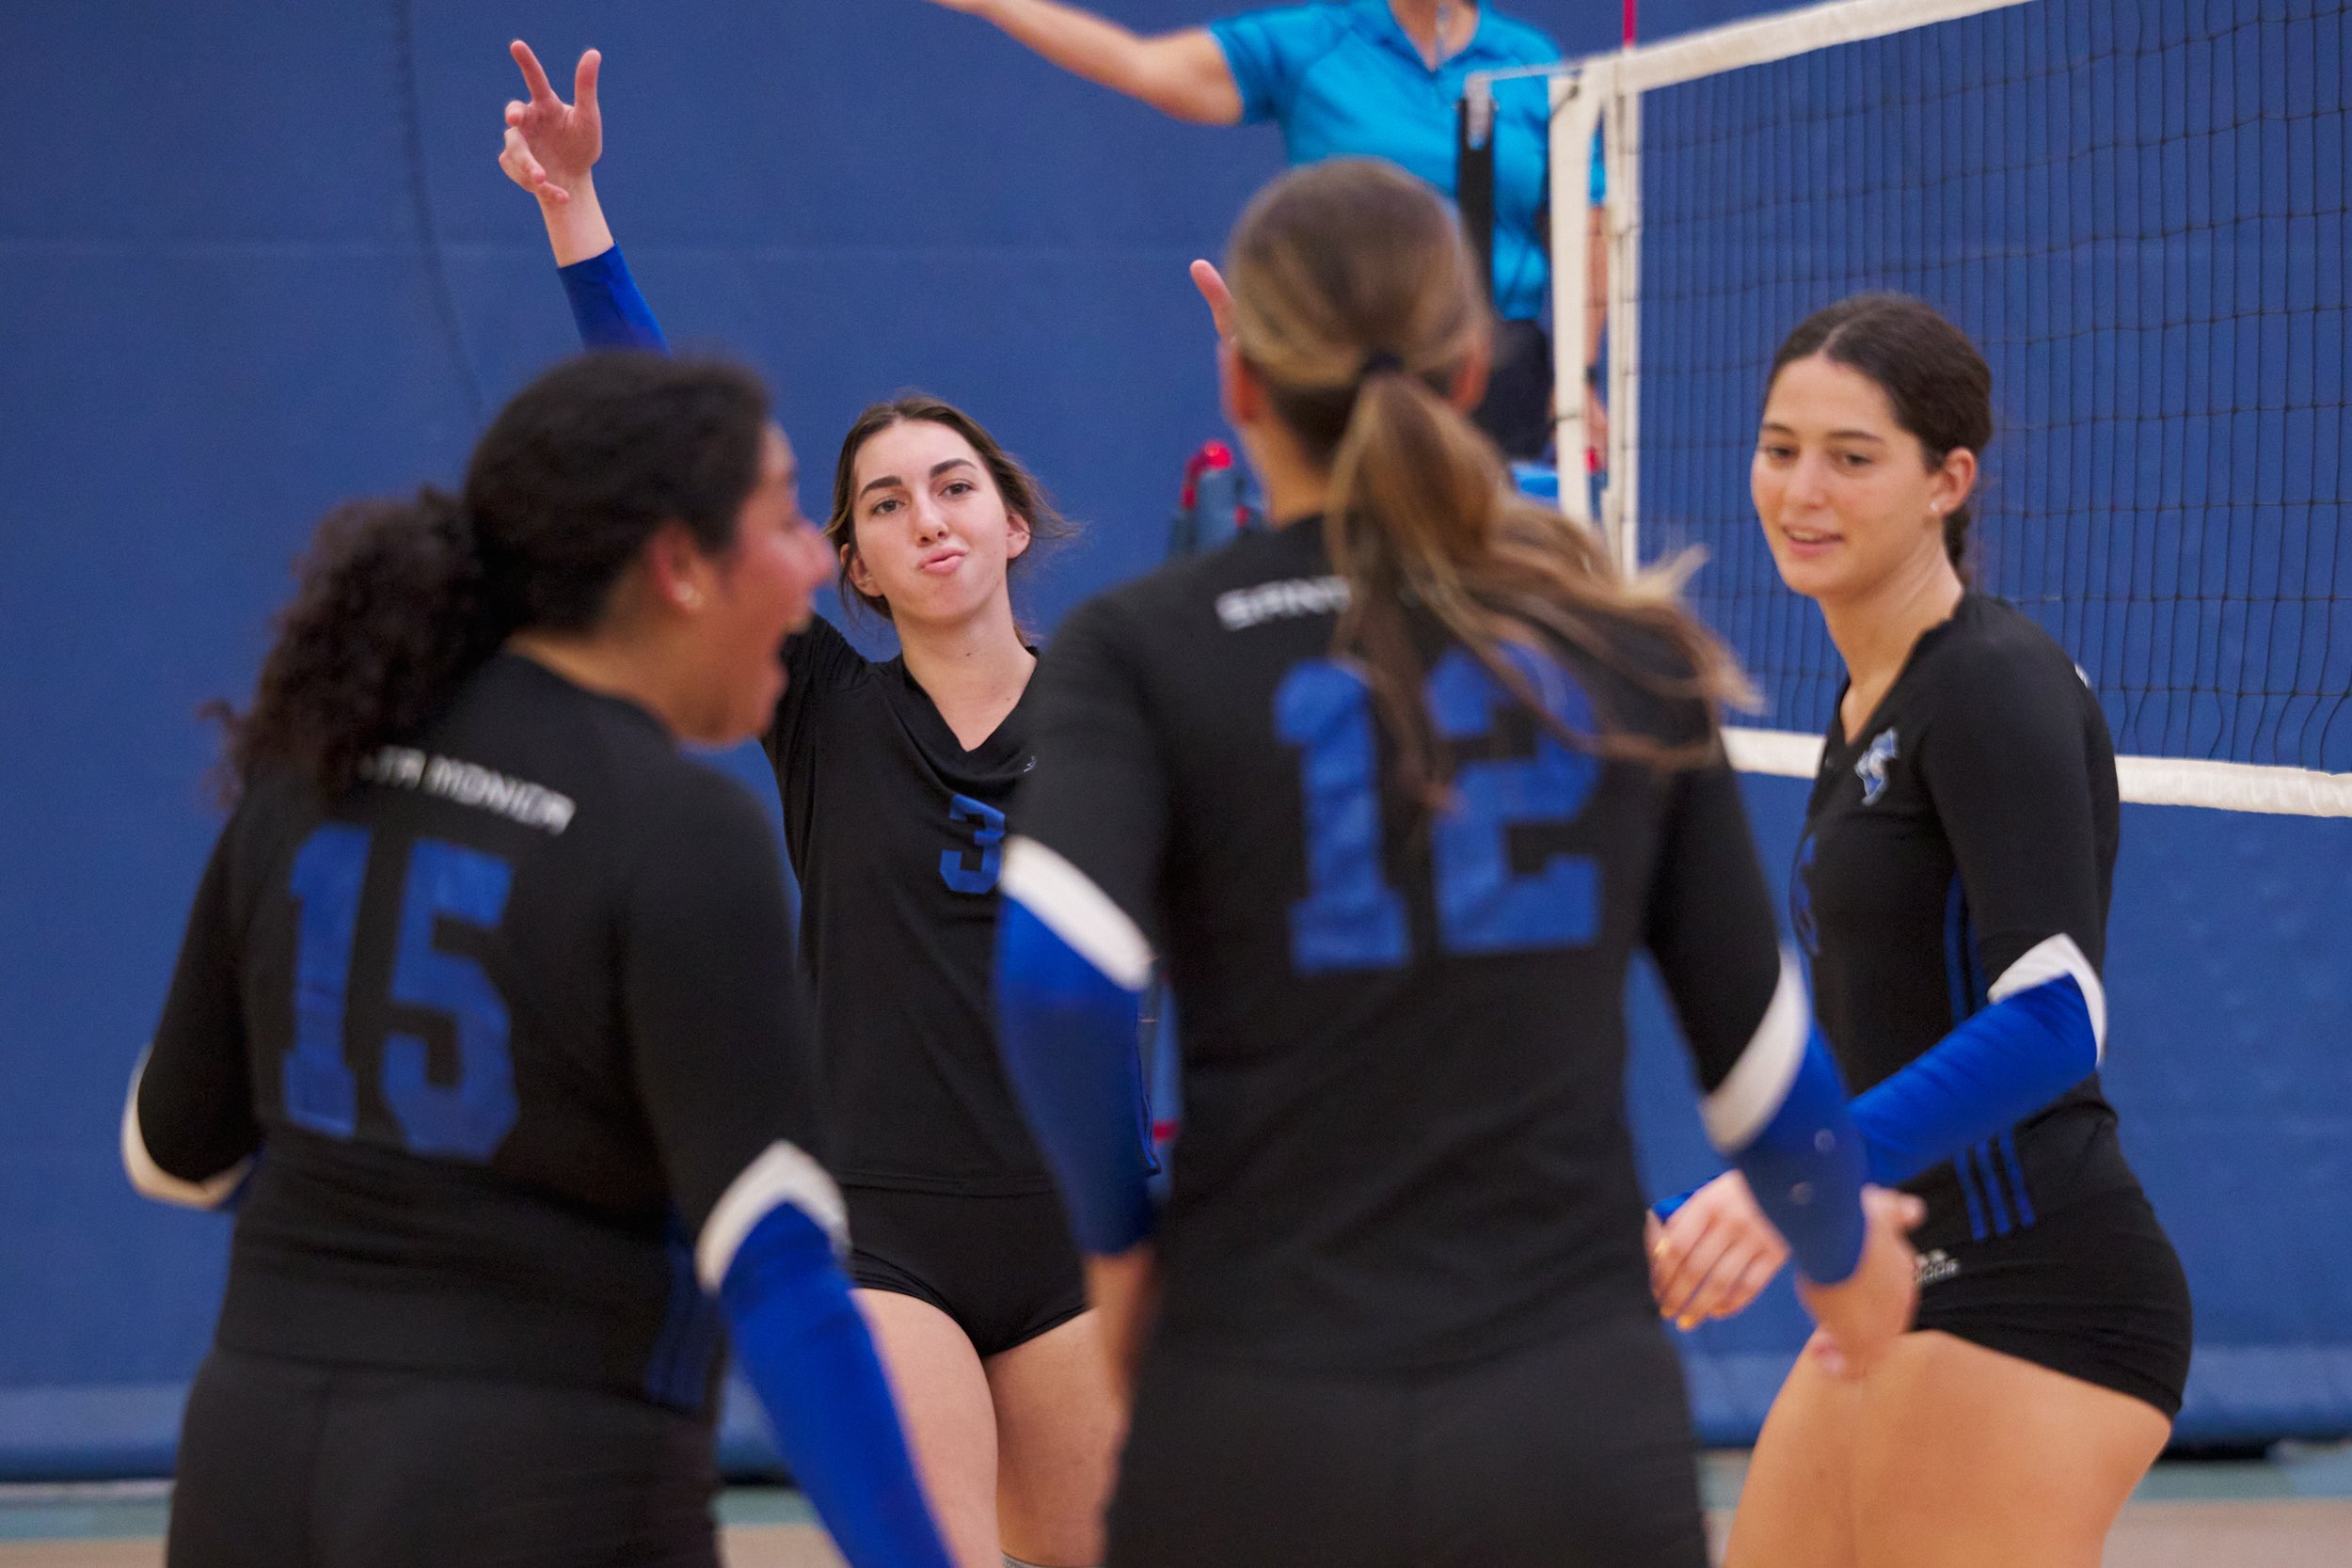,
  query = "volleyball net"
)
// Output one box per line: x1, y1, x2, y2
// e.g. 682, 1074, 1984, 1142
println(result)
1533, 0, 2349, 816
